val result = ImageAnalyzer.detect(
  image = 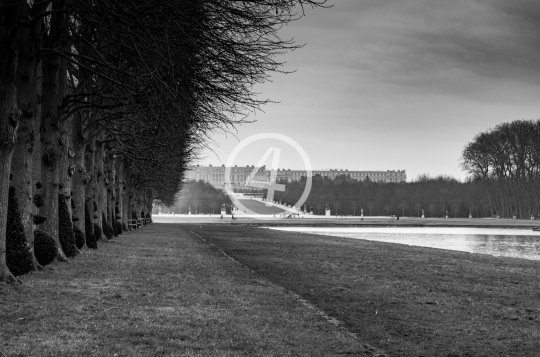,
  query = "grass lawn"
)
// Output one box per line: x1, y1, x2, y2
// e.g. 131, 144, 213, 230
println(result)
0, 224, 381, 357
192, 225, 540, 357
